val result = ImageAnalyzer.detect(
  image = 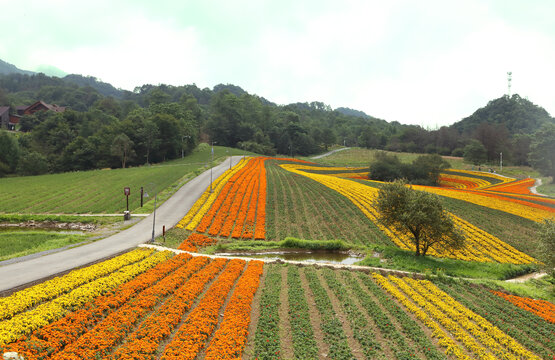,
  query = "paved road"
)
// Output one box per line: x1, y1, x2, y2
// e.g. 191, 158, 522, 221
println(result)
310, 147, 350, 159
0, 156, 244, 293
